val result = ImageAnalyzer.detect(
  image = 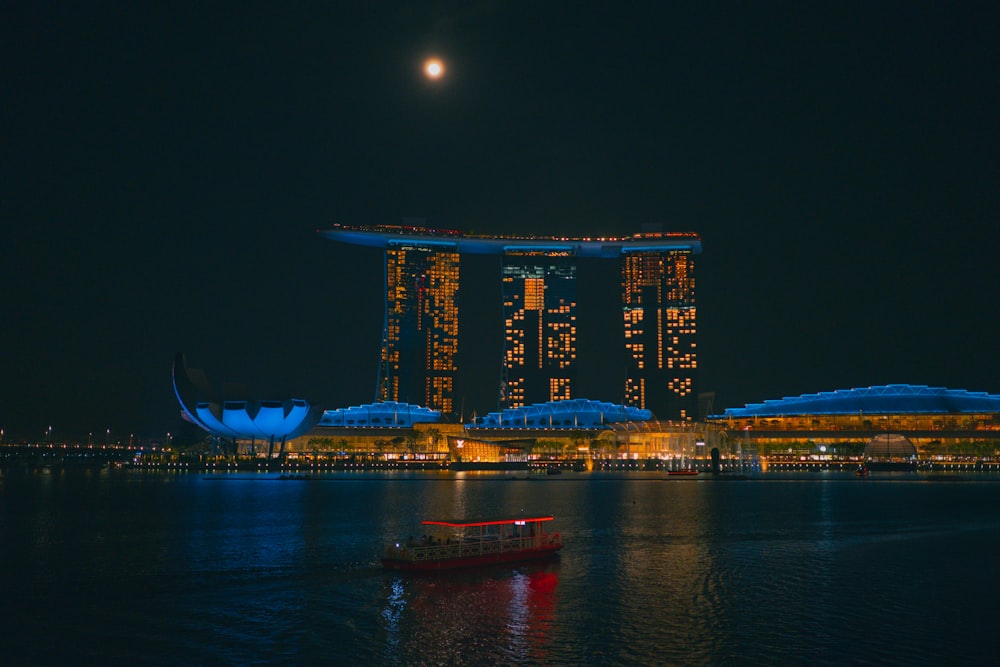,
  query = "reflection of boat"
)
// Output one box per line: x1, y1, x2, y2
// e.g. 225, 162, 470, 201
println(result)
381, 564, 559, 663
668, 469, 700, 476
382, 516, 563, 571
